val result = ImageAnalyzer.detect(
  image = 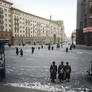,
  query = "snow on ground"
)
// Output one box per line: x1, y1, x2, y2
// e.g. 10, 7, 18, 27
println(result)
4, 45, 92, 92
